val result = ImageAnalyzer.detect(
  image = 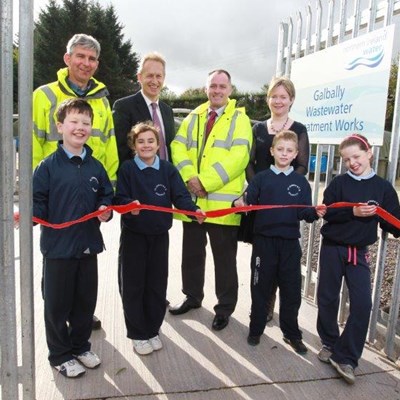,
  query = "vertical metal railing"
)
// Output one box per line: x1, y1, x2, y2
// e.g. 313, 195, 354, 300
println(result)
0, 0, 19, 399
18, 0, 36, 398
0, 0, 35, 398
